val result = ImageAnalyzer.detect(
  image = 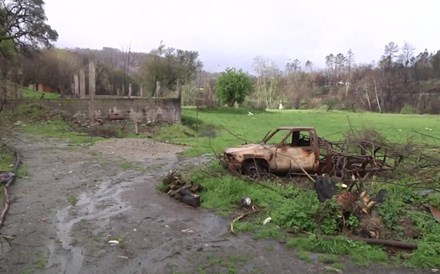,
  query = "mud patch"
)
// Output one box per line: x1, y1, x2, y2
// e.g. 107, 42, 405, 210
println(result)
90, 138, 187, 162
